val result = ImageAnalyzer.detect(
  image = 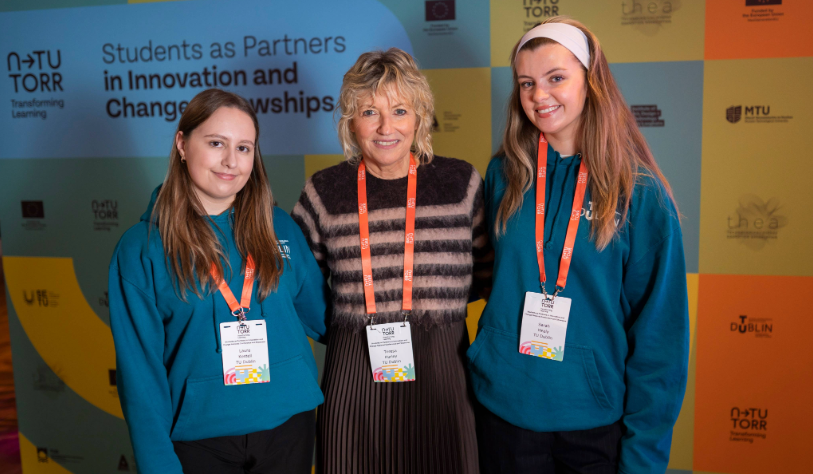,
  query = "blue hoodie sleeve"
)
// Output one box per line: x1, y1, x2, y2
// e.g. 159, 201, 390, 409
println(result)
109, 234, 183, 474
619, 180, 690, 474
278, 208, 330, 344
